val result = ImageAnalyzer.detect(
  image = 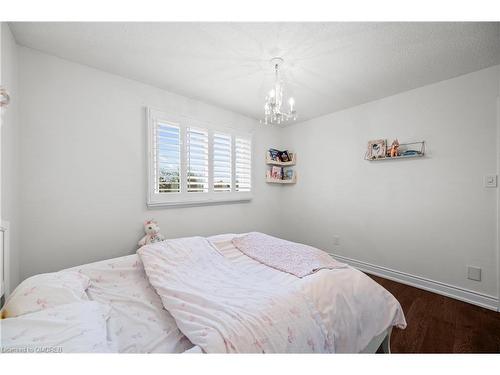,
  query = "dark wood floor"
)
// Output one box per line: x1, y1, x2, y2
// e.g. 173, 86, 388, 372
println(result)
368, 274, 500, 353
